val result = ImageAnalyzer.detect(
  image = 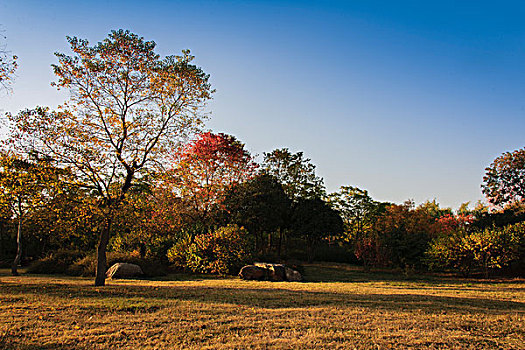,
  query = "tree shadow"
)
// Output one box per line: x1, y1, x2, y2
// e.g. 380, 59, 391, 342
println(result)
1, 279, 524, 316
301, 263, 525, 286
